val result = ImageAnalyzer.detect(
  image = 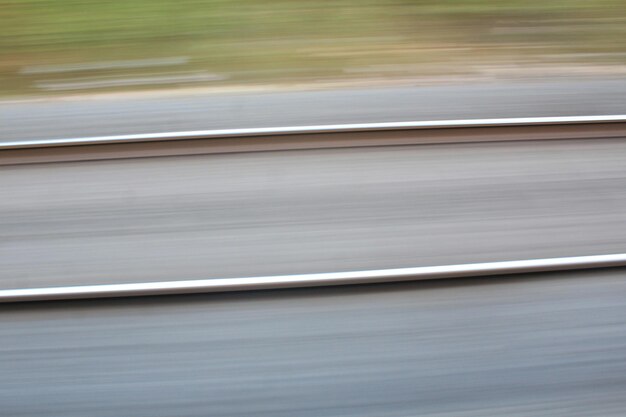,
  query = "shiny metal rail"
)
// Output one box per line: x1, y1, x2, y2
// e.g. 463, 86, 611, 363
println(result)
2, 254, 626, 303
2, 115, 626, 165
3, 115, 626, 149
